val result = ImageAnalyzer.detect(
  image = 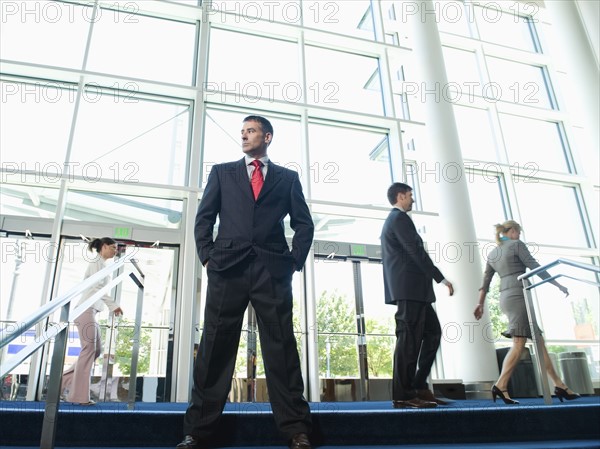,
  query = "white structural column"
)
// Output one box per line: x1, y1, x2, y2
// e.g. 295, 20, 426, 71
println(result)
404, 1, 498, 382
545, 1, 599, 176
